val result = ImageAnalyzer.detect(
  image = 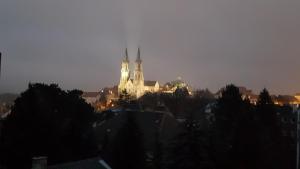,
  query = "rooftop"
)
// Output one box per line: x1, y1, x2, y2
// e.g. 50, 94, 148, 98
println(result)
144, 80, 157, 86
